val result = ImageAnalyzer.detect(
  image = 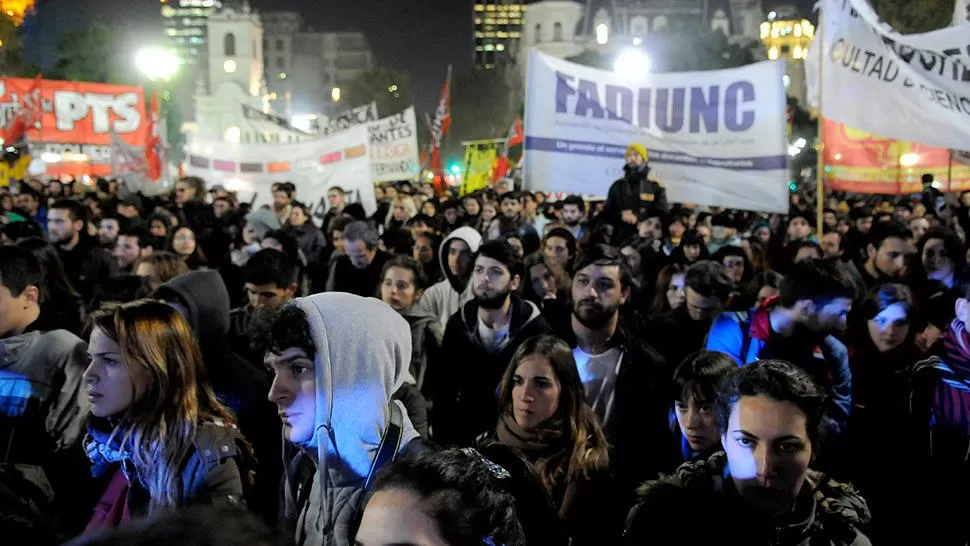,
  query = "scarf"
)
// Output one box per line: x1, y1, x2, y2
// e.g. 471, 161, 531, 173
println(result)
84, 418, 129, 479
496, 413, 578, 517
